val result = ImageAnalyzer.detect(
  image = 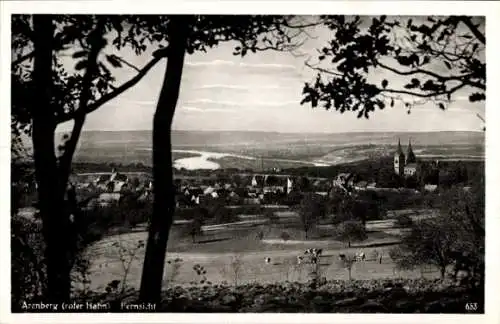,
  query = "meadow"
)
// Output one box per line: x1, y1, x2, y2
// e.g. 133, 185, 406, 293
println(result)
79, 209, 442, 295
